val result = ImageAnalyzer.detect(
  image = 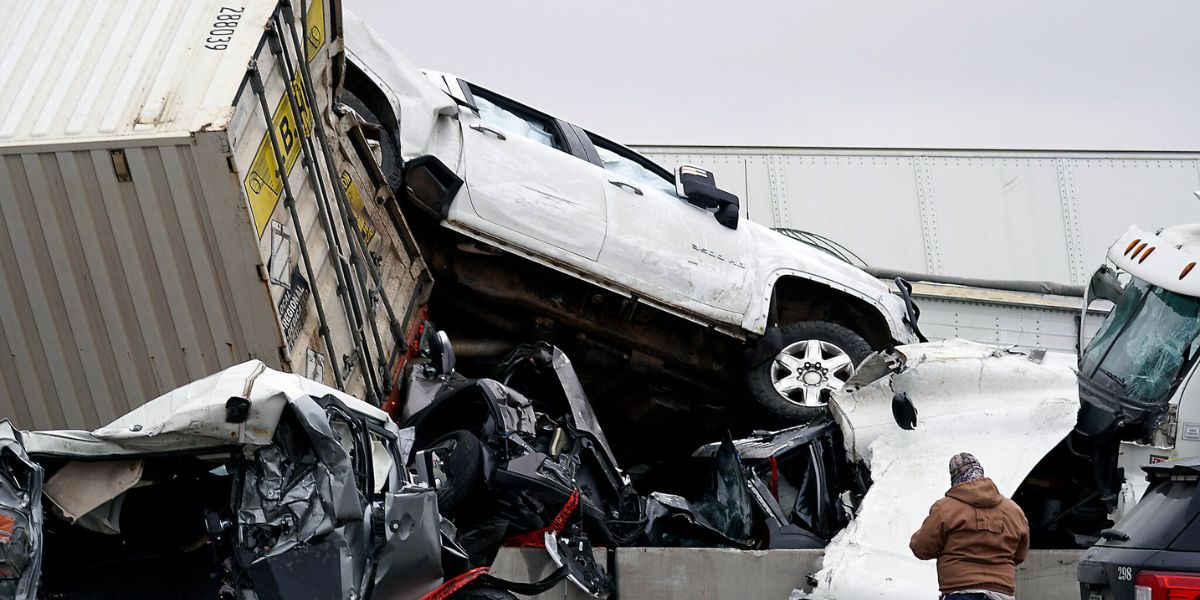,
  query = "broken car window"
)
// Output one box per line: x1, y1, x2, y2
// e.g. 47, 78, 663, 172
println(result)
592, 141, 679, 198
1081, 277, 1200, 404
369, 433, 395, 494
